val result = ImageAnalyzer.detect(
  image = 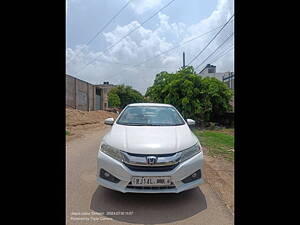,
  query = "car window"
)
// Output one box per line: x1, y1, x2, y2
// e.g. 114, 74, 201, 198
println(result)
116, 106, 185, 126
